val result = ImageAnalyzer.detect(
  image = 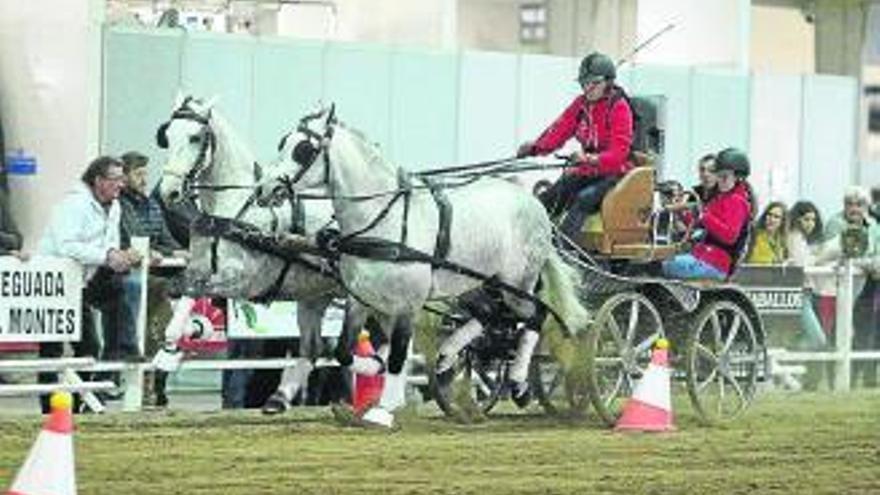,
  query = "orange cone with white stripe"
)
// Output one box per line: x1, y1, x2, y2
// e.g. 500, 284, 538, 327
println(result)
352, 329, 385, 414
6, 391, 77, 495
615, 338, 675, 432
